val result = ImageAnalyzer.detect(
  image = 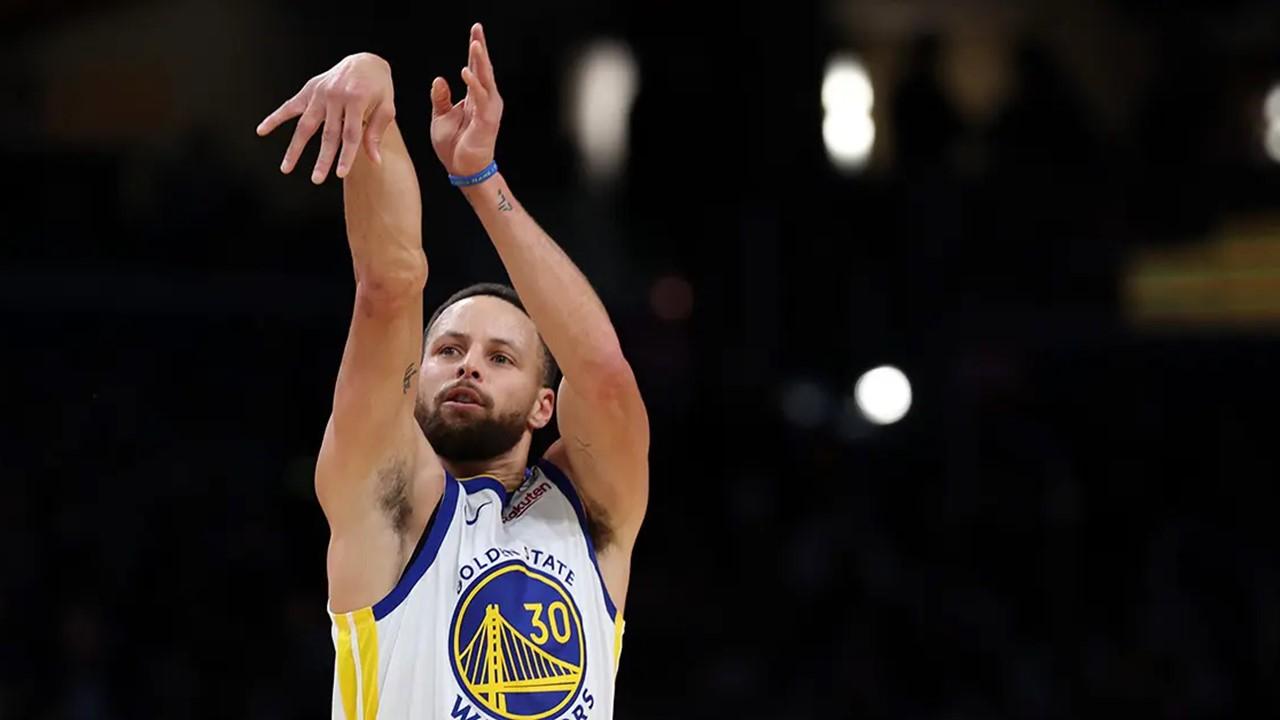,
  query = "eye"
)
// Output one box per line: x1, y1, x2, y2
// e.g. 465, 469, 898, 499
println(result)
491, 353, 513, 365
438, 345, 460, 357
